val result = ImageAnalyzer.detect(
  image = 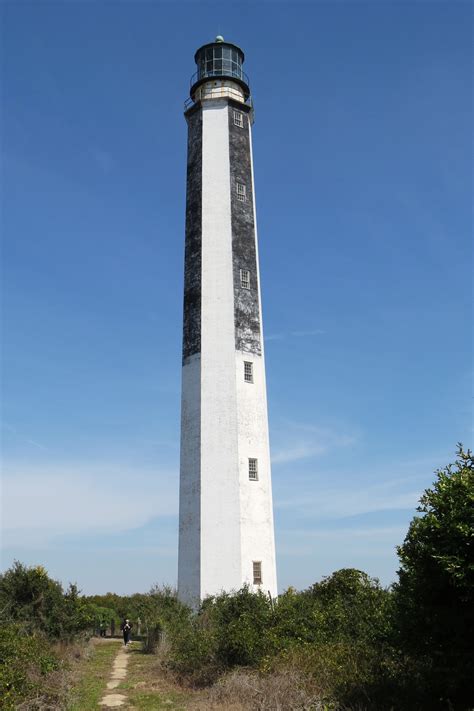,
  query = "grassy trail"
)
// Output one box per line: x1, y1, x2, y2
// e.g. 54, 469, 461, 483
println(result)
117, 646, 193, 710
68, 639, 122, 710
67, 639, 196, 710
